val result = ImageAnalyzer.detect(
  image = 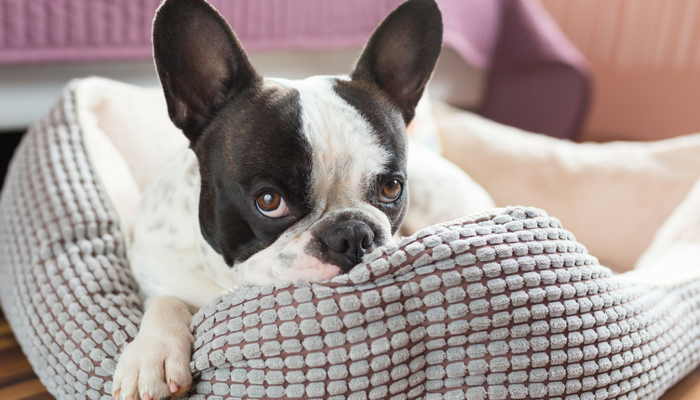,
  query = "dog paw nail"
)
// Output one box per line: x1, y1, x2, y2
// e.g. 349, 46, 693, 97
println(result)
169, 381, 178, 393
142, 394, 152, 400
